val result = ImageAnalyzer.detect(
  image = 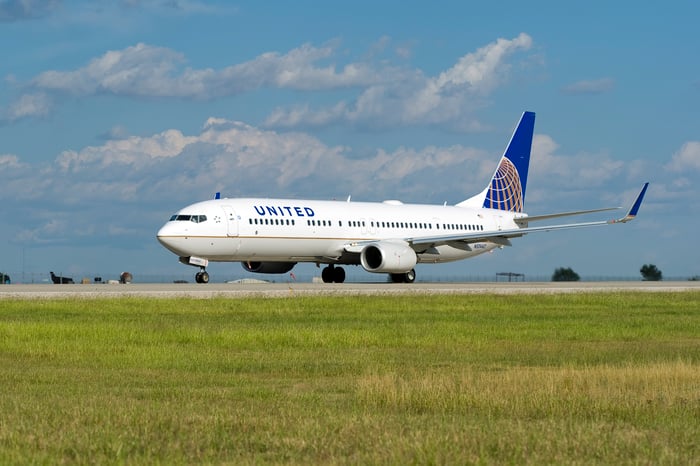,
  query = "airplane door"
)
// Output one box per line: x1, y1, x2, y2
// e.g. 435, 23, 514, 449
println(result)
221, 205, 239, 237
